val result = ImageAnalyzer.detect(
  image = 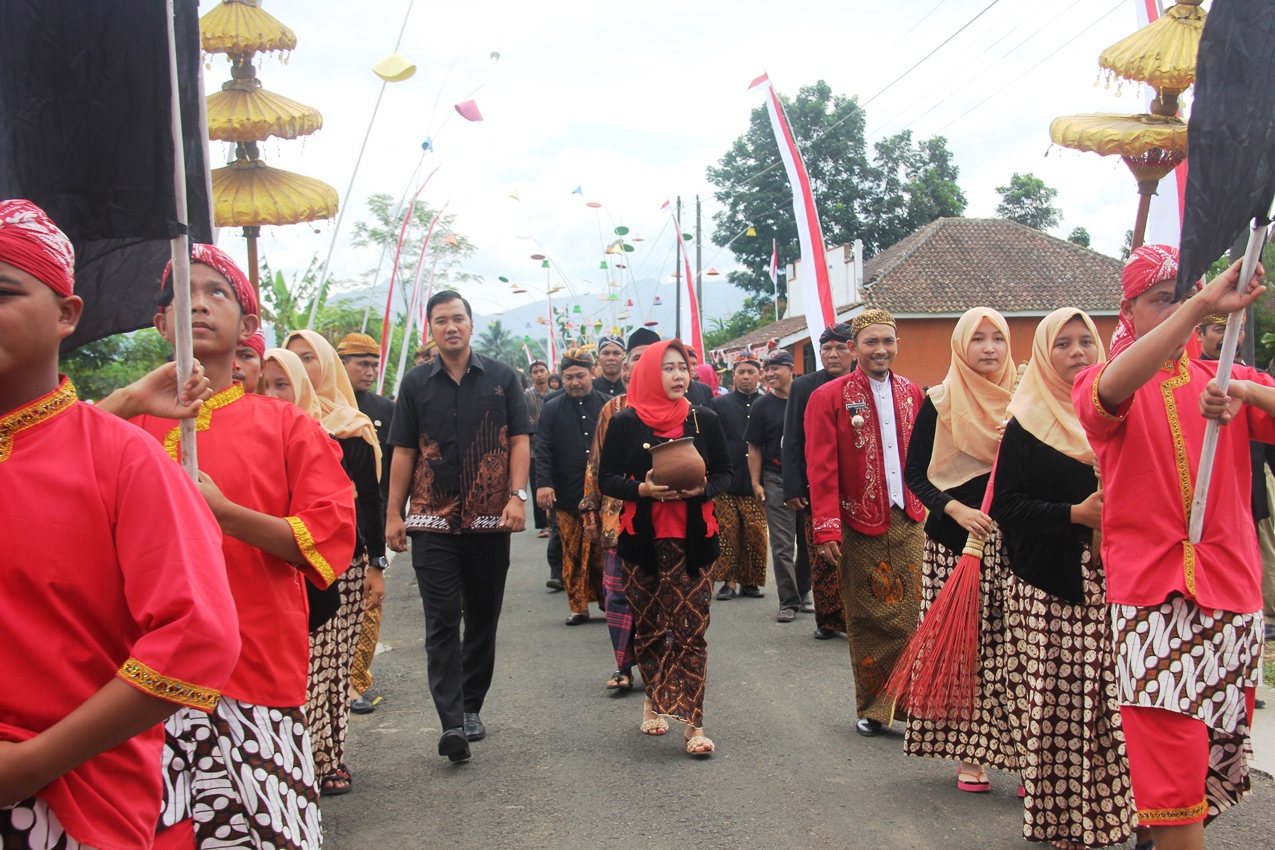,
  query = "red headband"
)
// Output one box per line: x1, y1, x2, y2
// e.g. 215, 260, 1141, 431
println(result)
241, 329, 266, 358
162, 243, 258, 317
1110, 244, 1182, 358
0, 200, 75, 296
